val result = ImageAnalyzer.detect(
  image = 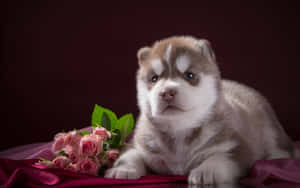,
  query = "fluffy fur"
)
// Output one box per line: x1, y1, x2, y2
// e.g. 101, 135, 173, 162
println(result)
105, 36, 299, 185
